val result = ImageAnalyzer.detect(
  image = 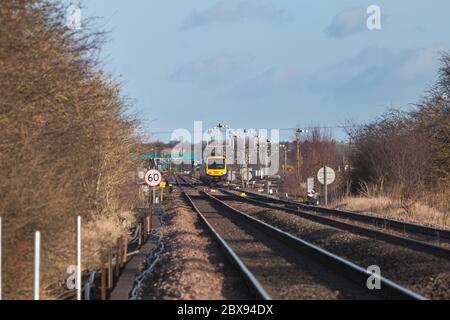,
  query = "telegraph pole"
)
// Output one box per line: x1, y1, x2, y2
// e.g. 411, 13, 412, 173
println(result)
324, 165, 328, 206
296, 129, 307, 195
284, 148, 288, 173
234, 134, 238, 183
279, 144, 289, 196
280, 145, 288, 175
